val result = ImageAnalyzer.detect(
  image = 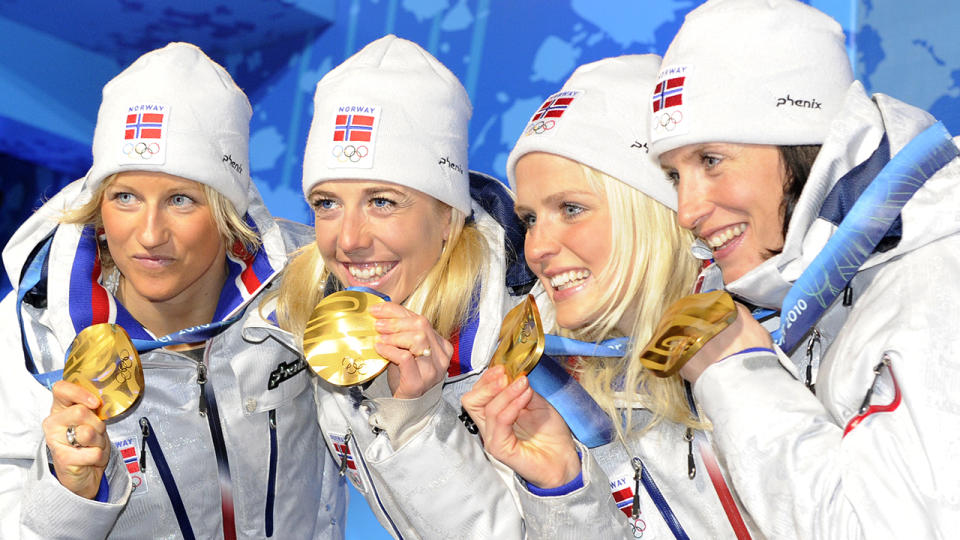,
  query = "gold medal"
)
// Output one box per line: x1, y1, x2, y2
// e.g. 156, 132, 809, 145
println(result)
63, 323, 144, 420
303, 290, 389, 386
638, 290, 738, 378
489, 294, 545, 380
